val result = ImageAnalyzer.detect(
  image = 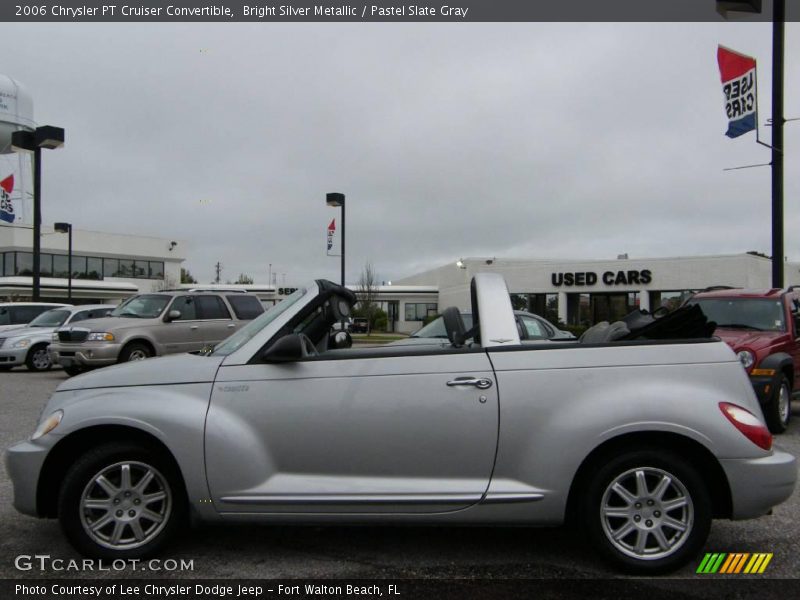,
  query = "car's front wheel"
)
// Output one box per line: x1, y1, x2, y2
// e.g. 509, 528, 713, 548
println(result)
25, 343, 52, 371
582, 449, 711, 574
119, 342, 152, 363
58, 443, 185, 559
763, 375, 791, 434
